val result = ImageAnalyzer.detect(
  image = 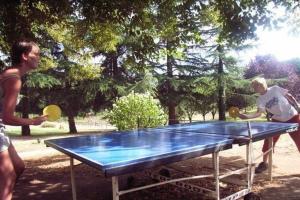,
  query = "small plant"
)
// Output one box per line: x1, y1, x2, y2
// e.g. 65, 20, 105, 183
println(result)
105, 92, 167, 131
